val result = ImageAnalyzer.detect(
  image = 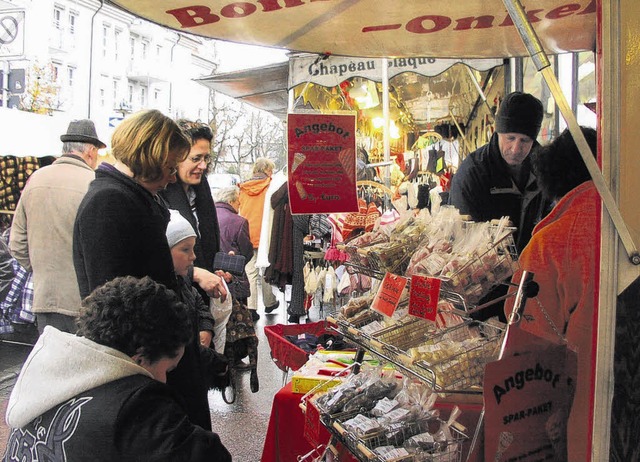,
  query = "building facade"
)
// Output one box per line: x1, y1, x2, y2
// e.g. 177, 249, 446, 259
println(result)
0, 0, 216, 152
